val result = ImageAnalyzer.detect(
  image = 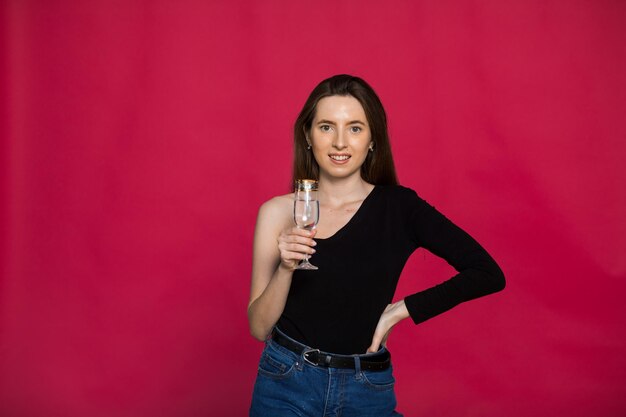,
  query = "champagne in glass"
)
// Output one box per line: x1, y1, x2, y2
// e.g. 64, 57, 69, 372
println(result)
294, 179, 319, 270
